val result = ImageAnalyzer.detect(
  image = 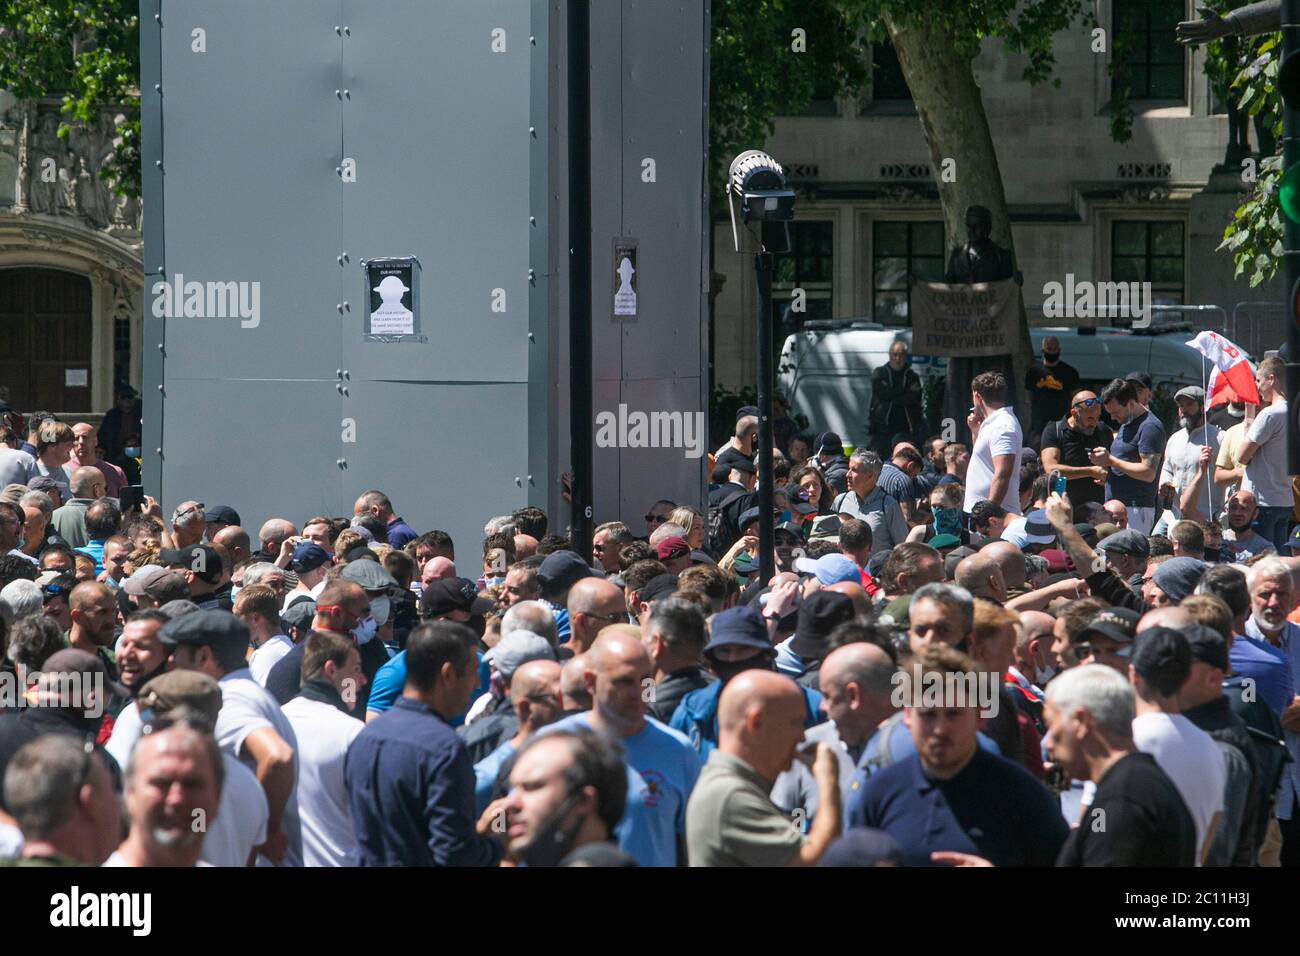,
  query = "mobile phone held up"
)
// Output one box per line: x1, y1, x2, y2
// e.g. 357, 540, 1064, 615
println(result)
1050, 471, 1067, 496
